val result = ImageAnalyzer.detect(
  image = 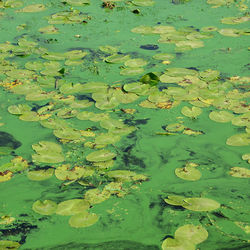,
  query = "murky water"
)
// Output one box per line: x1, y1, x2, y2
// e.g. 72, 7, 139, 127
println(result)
0, 0, 249, 249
